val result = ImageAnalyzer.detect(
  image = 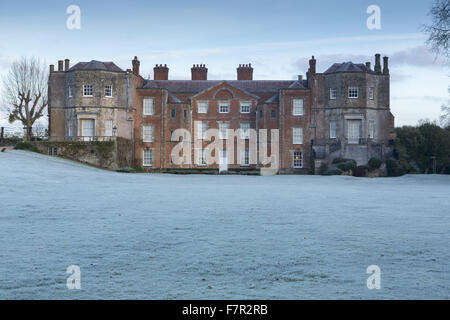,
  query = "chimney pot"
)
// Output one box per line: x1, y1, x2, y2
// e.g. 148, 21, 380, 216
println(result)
132, 56, 140, 76
58, 60, 63, 72
374, 53, 381, 73
191, 64, 208, 80
50, 64, 55, 73
64, 59, 70, 71
383, 56, 389, 75
154, 64, 169, 80
365, 62, 371, 70
237, 63, 253, 80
